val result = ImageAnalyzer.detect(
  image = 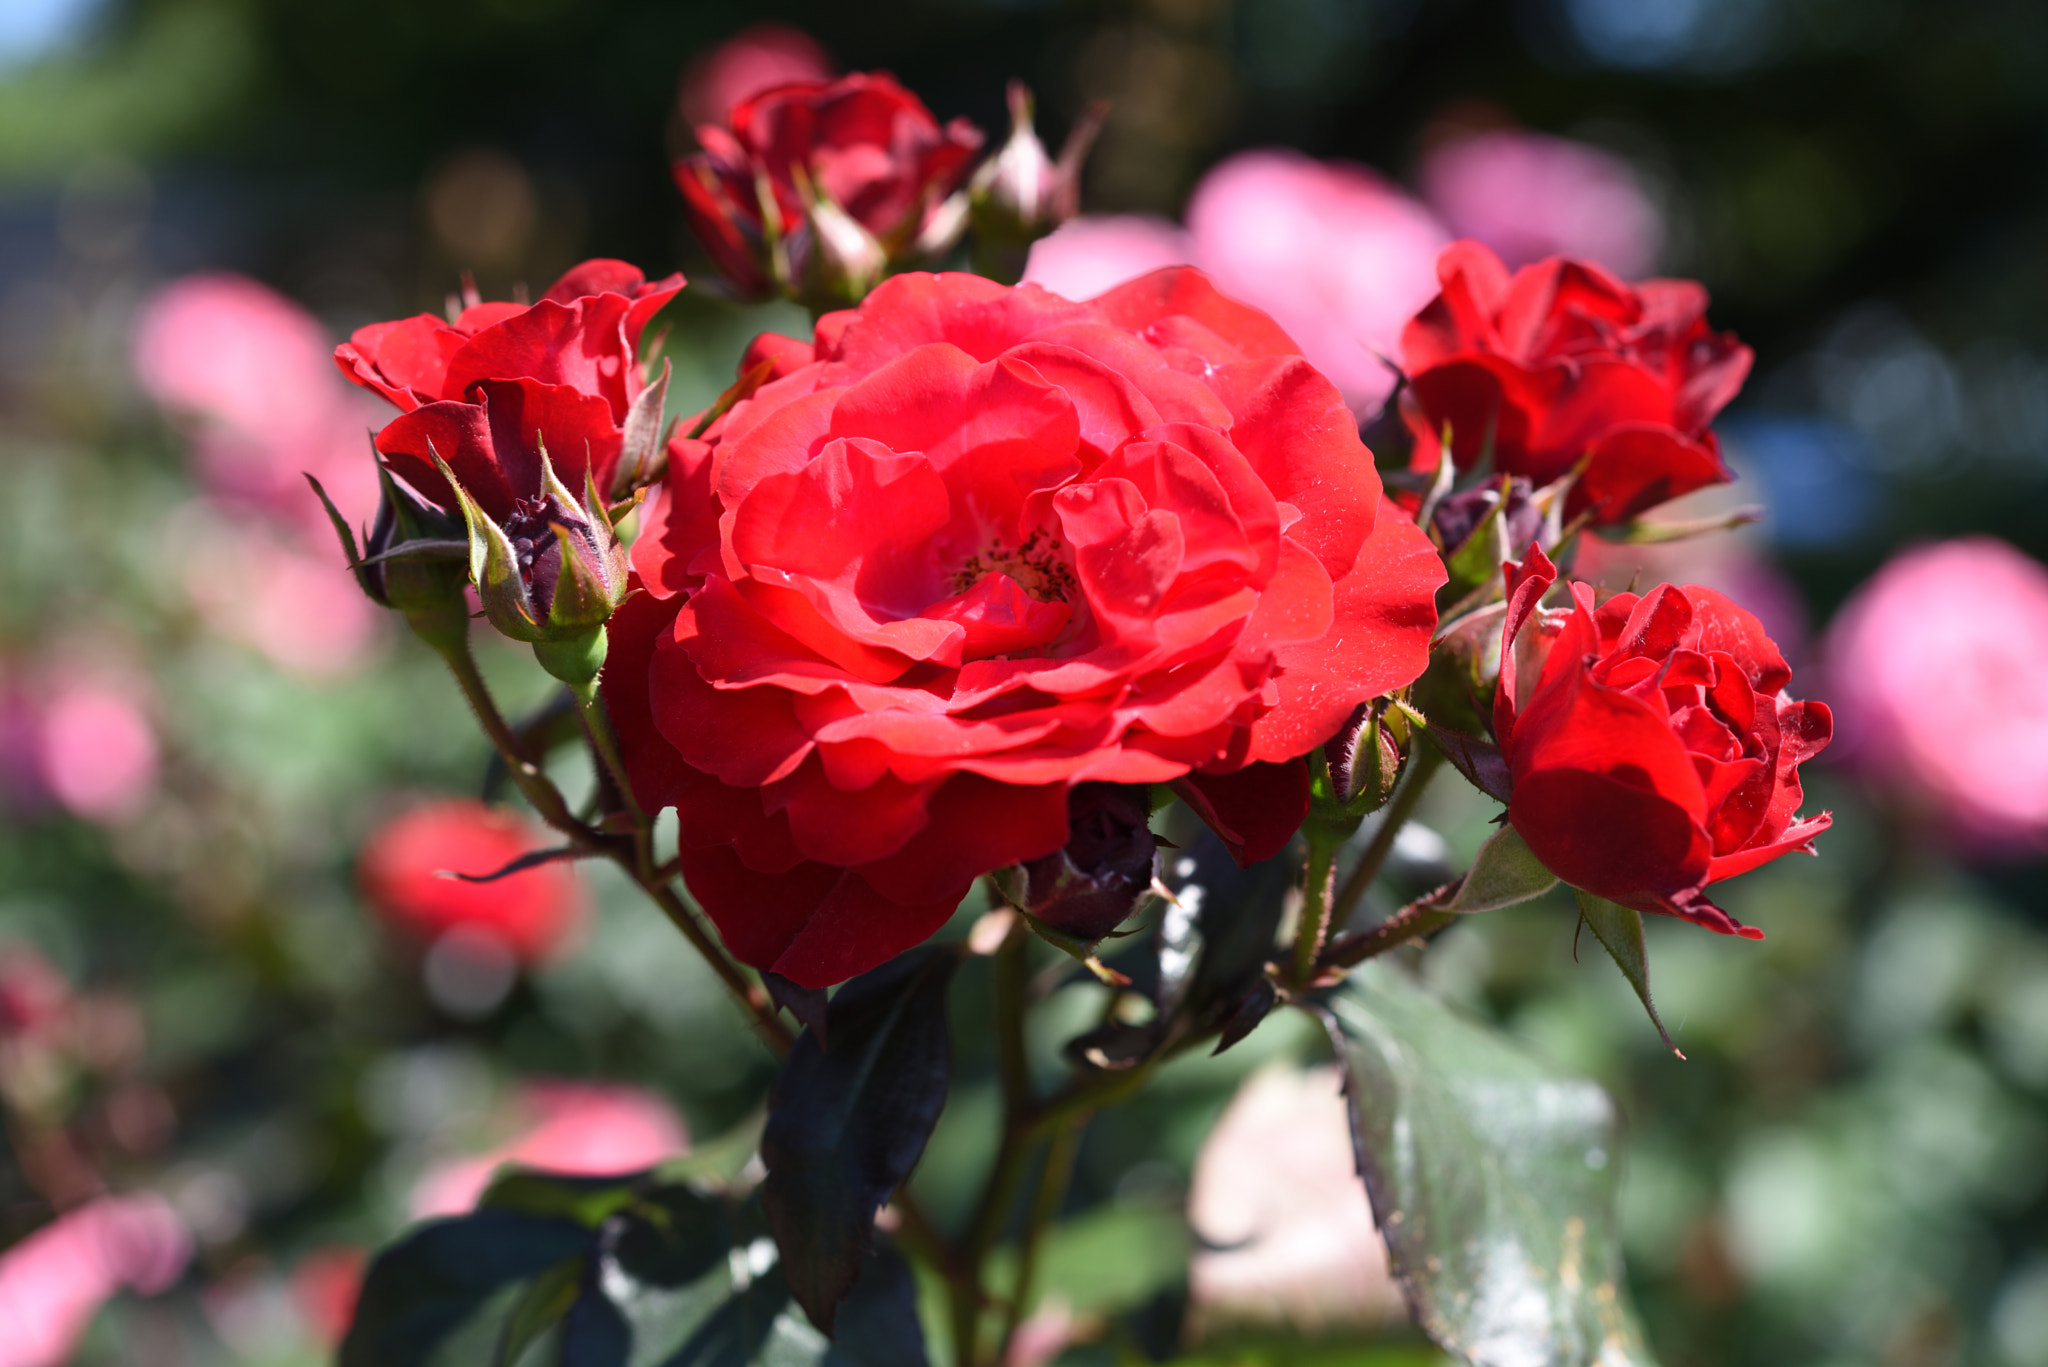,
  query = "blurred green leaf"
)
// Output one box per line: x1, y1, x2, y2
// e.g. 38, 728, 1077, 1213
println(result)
1325, 964, 1656, 1367
990, 1205, 1191, 1319
493, 1255, 584, 1367
481, 1169, 651, 1228
1441, 826, 1556, 914
341, 1209, 596, 1367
